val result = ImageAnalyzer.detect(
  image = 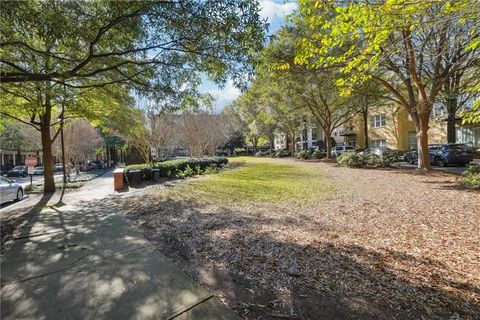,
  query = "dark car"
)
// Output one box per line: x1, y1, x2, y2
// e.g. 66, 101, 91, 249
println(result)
7, 165, 28, 177
404, 144, 474, 166
92, 160, 103, 169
